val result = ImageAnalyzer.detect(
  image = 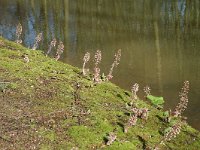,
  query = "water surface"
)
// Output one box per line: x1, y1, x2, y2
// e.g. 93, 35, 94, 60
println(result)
0, 0, 200, 130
